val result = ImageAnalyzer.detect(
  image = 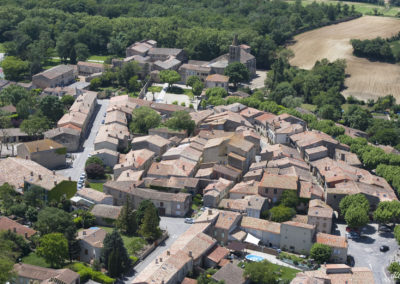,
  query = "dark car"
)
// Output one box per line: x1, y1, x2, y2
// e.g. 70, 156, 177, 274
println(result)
378, 225, 393, 232
380, 245, 389, 252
